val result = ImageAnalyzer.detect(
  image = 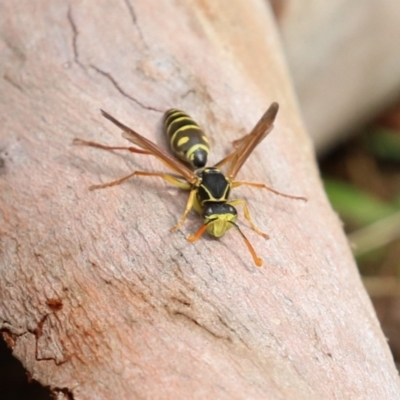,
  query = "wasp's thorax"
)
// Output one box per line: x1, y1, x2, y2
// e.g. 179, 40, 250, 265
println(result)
196, 167, 231, 203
